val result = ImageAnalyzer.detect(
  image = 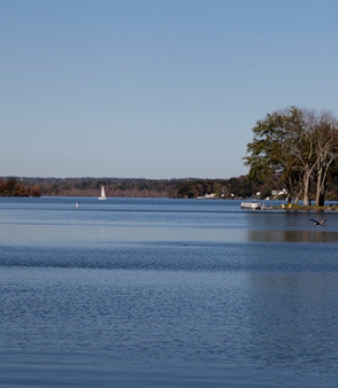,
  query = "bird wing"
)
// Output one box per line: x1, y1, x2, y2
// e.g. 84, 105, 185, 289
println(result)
309, 218, 319, 224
